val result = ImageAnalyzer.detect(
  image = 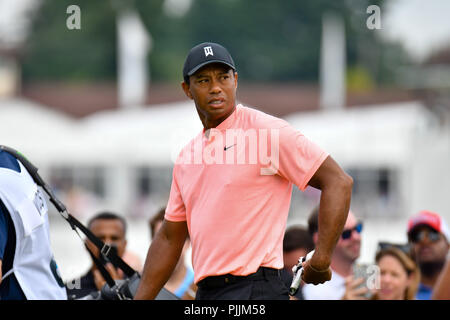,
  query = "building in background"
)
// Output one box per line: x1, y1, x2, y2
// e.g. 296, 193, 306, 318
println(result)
1, 0, 449, 275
